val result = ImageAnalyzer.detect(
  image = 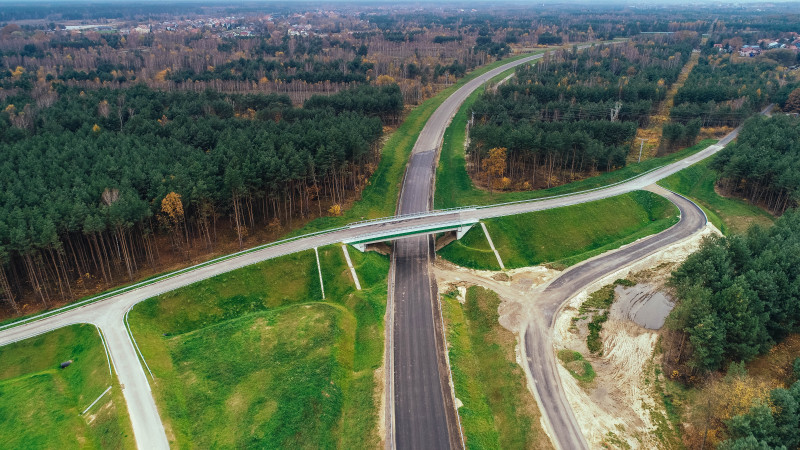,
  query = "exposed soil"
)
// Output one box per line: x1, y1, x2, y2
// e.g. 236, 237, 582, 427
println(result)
552, 224, 720, 448
433, 258, 560, 333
